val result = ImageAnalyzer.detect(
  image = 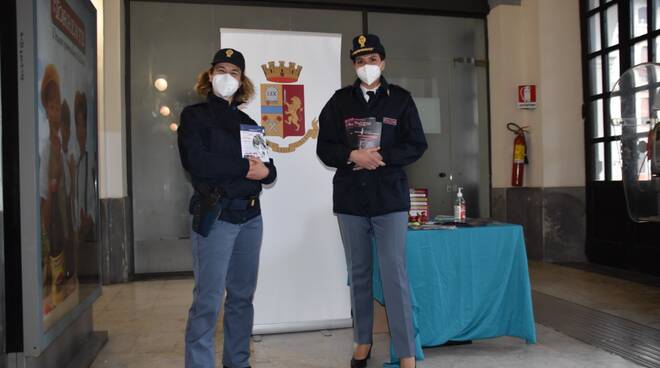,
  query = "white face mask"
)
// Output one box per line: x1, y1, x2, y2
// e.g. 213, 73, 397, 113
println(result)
356, 64, 382, 85
212, 73, 240, 98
